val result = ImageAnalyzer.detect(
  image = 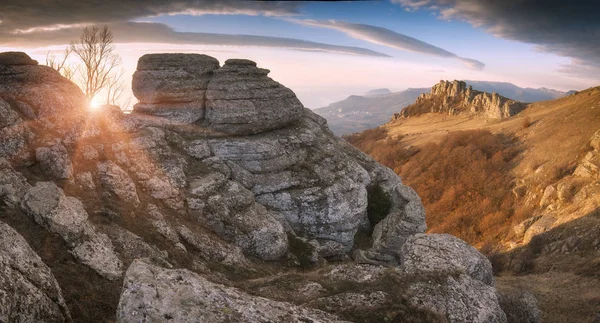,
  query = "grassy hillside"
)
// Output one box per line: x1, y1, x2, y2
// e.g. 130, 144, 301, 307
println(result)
345, 86, 600, 322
